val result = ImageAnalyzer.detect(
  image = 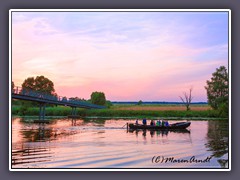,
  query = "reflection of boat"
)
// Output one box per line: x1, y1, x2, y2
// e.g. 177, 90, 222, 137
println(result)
128, 128, 191, 134
128, 122, 191, 130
